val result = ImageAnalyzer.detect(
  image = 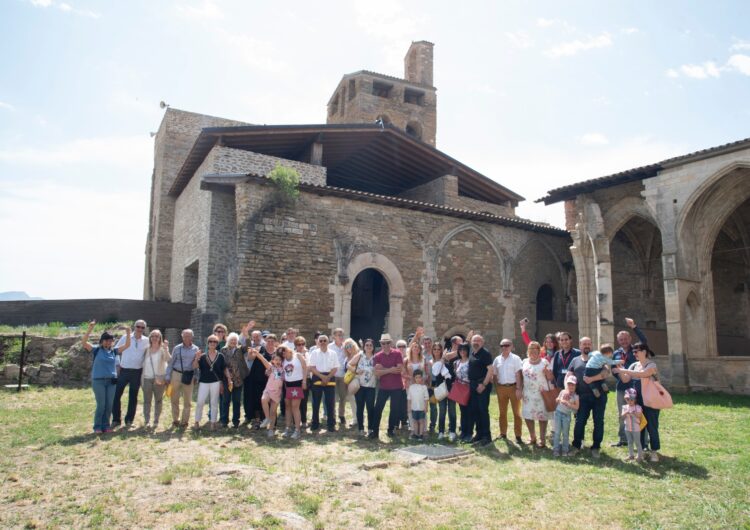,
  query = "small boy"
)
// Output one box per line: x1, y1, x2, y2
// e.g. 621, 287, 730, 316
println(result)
621, 388, 644, 461
407, 369, 430, 441
585, 344, 624, 398
553, 375, 579, 456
